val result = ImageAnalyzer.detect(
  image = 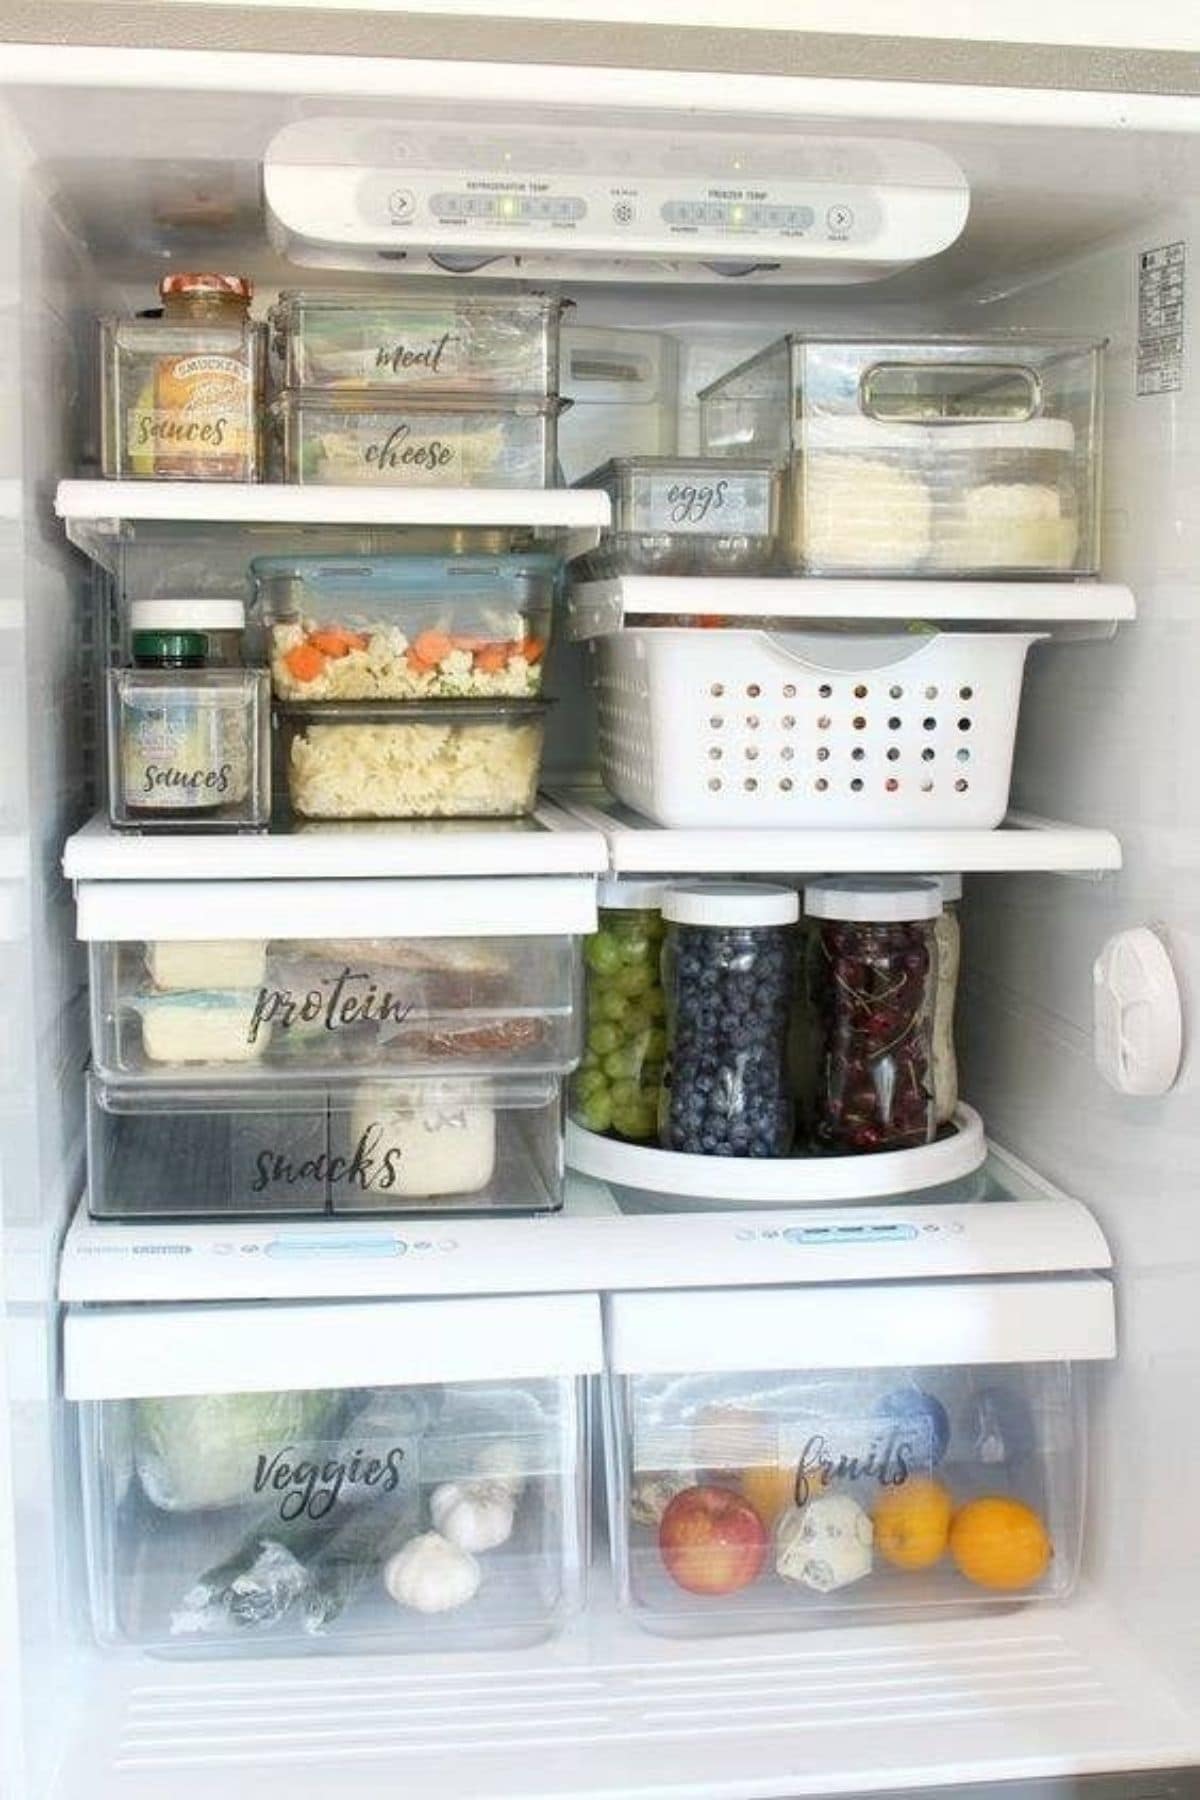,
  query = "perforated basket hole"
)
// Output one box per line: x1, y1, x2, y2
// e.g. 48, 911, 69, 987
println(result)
817, 715, 831, 730
852, 715, 867, 730
746, 683, 761, 698
854, 683, 868, 698
921, 778, 934, 793
708, 746, 723, 761
959, 685, 974, 700
815, 777, 829, 792
710, 682, 725, 697
922, 747, 935, 762
955, 778, 969, 792
710, 715, 724, 729
746, 714, 760, 730
783, 683, 797, 699
708, 776, 722, 791
781, 745, 795, 762
888, 716, 901, 730
780, 777, 794, 792
850, 777, 864, 793
889, 685, 904, 699
744, 777, 758, 792
958, 717, 972, 732
923, 716, 937, 731
781, 714, 796, 730
957, 747, 970, 763
886, 777, 900, 792
745, 746, 759, 761
816, 746, 829, 762
818, 684, 832, 700
851, 747, 865, 762
925, 685, 939, 700
886, 747, 900, 762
